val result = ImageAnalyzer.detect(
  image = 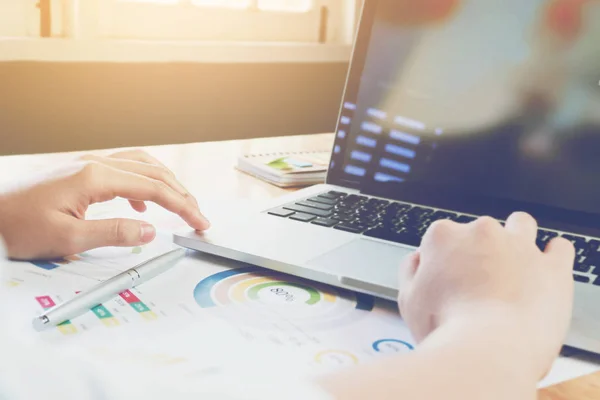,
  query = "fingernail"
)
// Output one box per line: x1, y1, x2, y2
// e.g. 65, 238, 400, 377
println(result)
140, 223, 156, 243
